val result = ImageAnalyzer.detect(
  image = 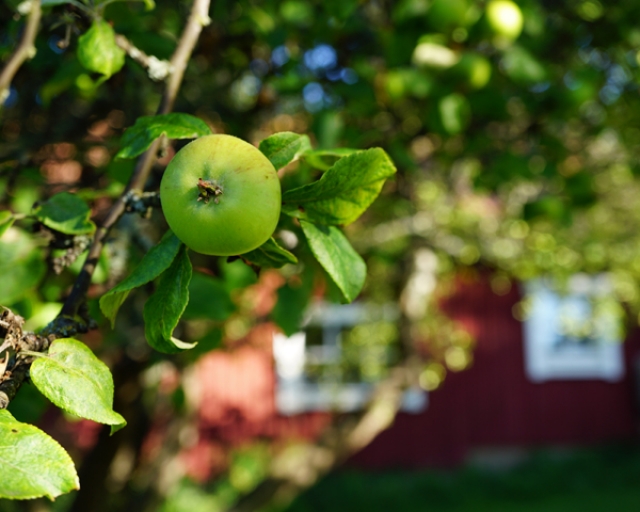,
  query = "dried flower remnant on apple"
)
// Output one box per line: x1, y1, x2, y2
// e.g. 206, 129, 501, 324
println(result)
196, 178, 223, 204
